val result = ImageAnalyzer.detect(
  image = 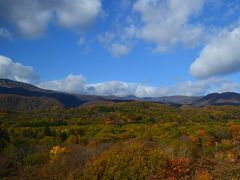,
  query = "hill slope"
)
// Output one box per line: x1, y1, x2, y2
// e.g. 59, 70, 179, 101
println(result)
194, 92, 240, 106
0, 94, 62, 111
0, 79, 86, 109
